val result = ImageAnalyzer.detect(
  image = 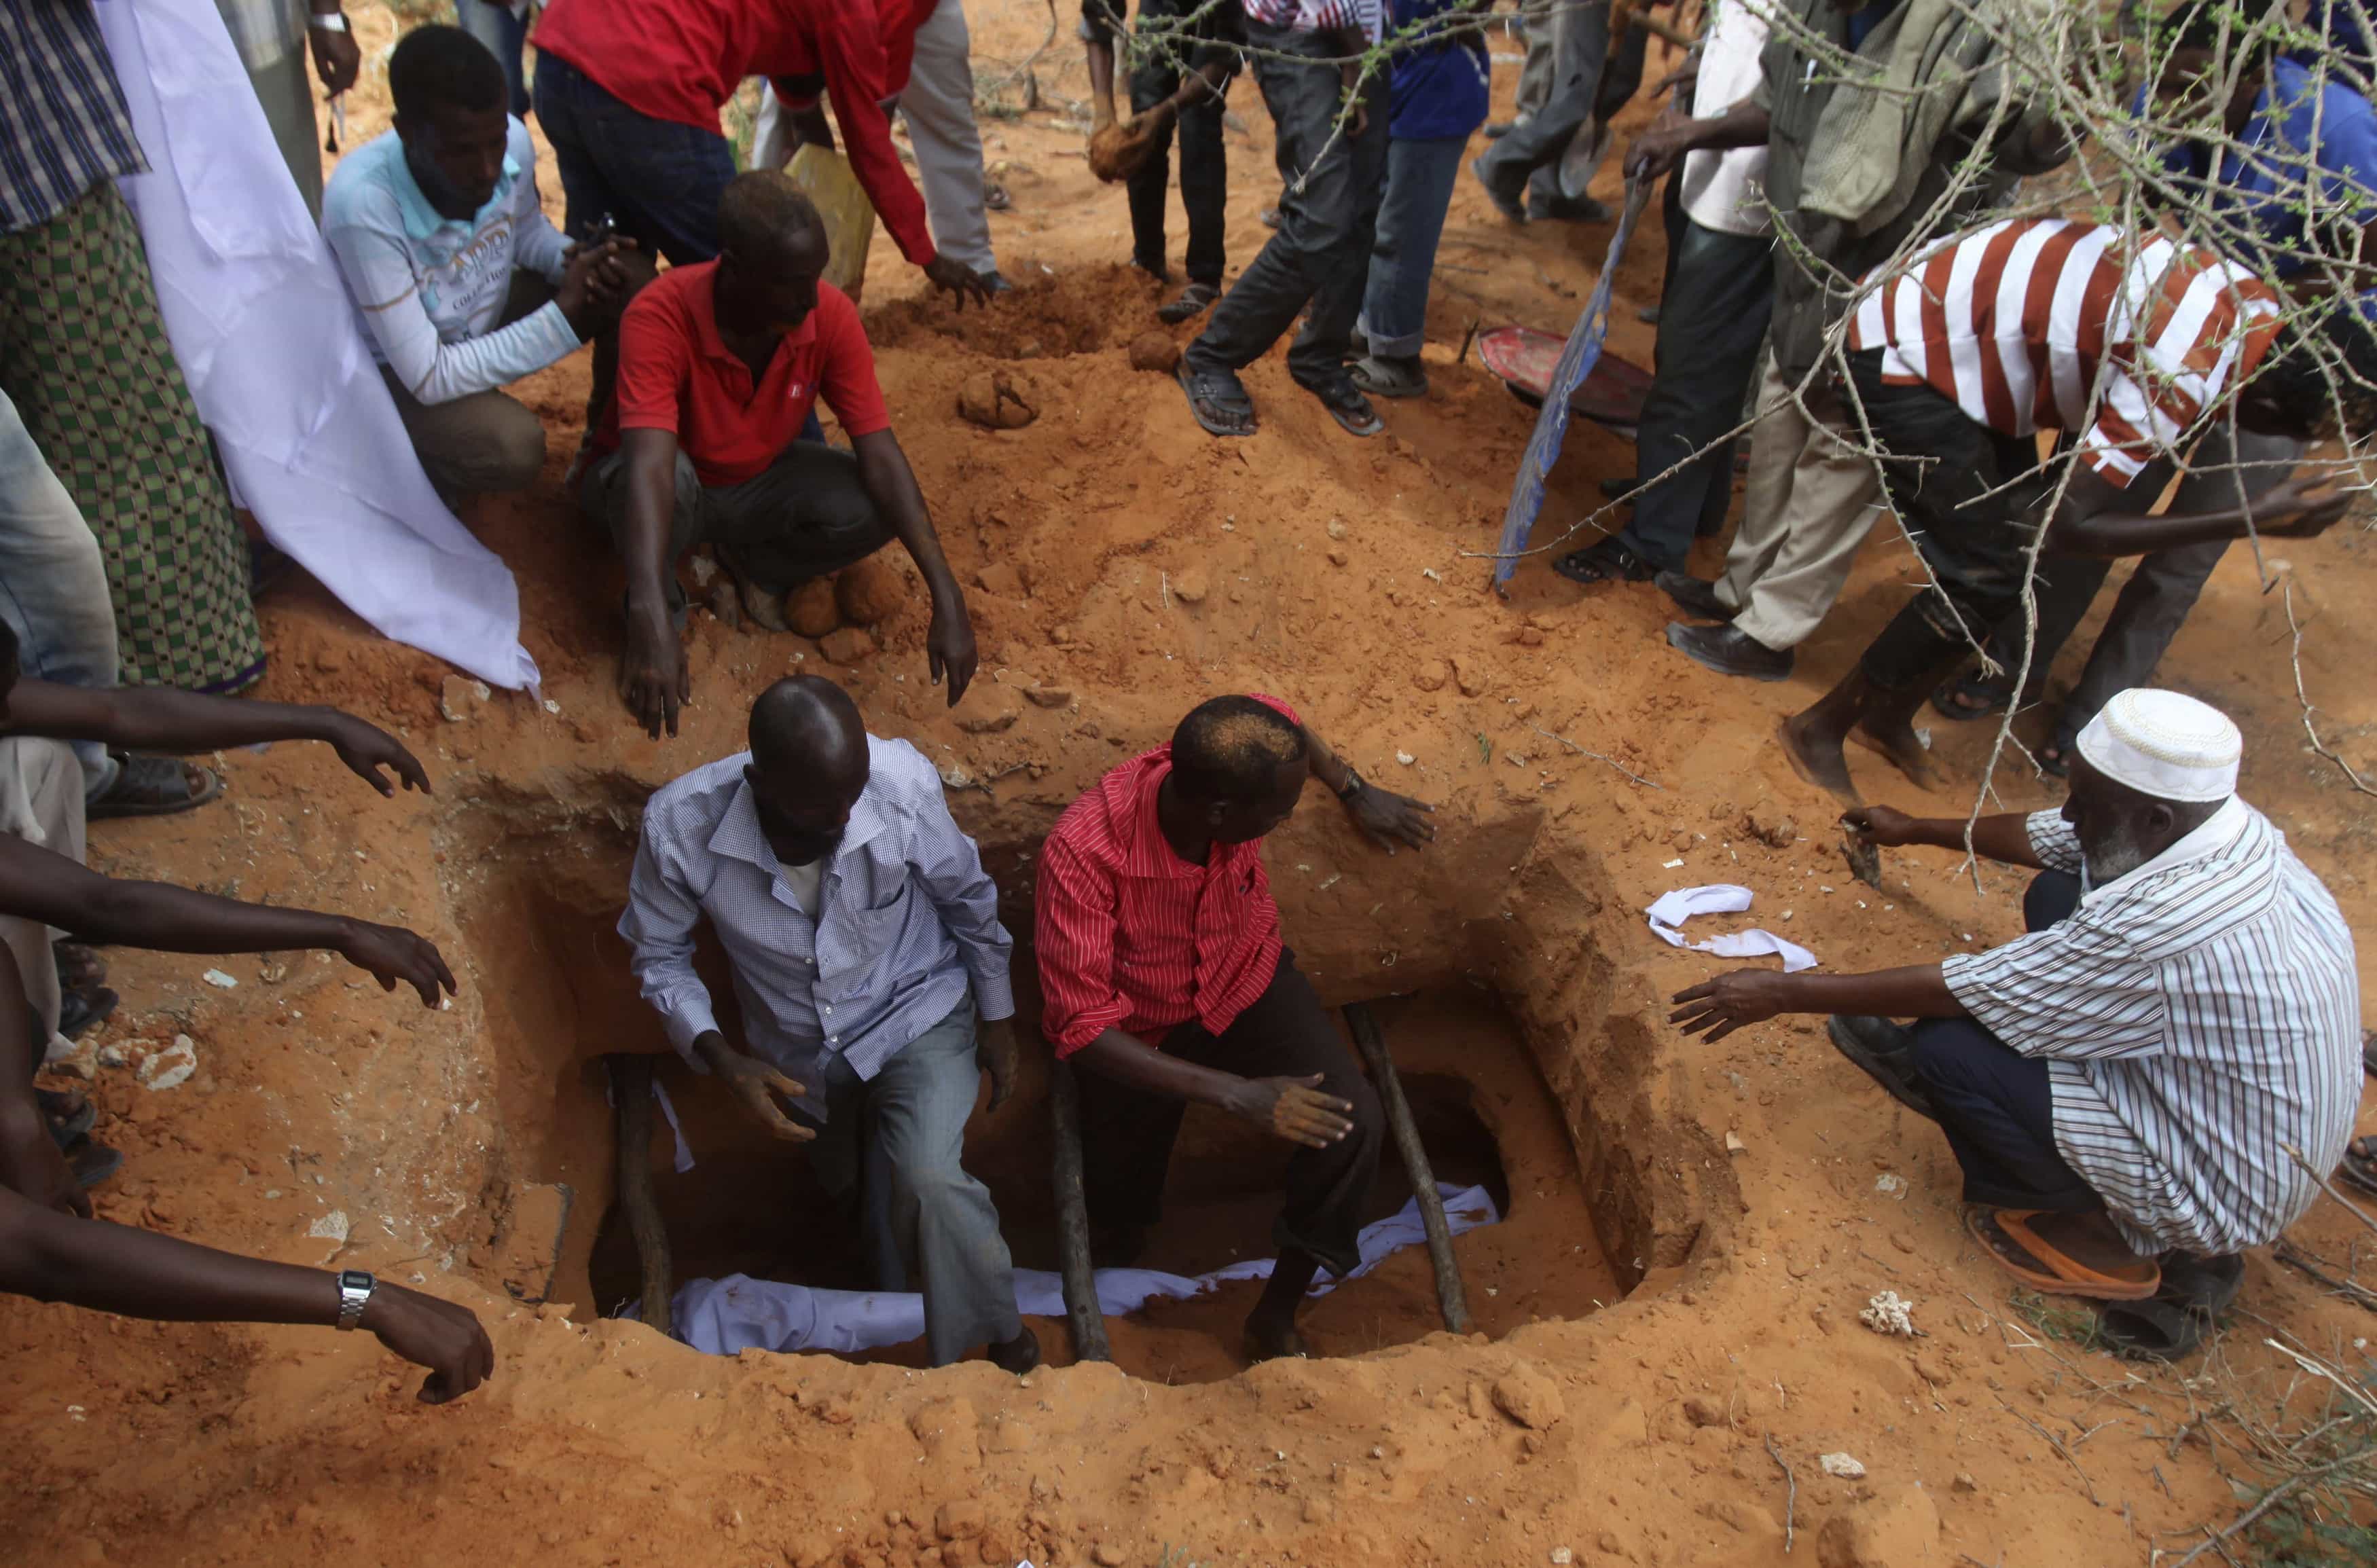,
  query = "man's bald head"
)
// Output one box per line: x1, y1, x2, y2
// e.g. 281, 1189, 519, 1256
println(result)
744, 678, 870, 863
